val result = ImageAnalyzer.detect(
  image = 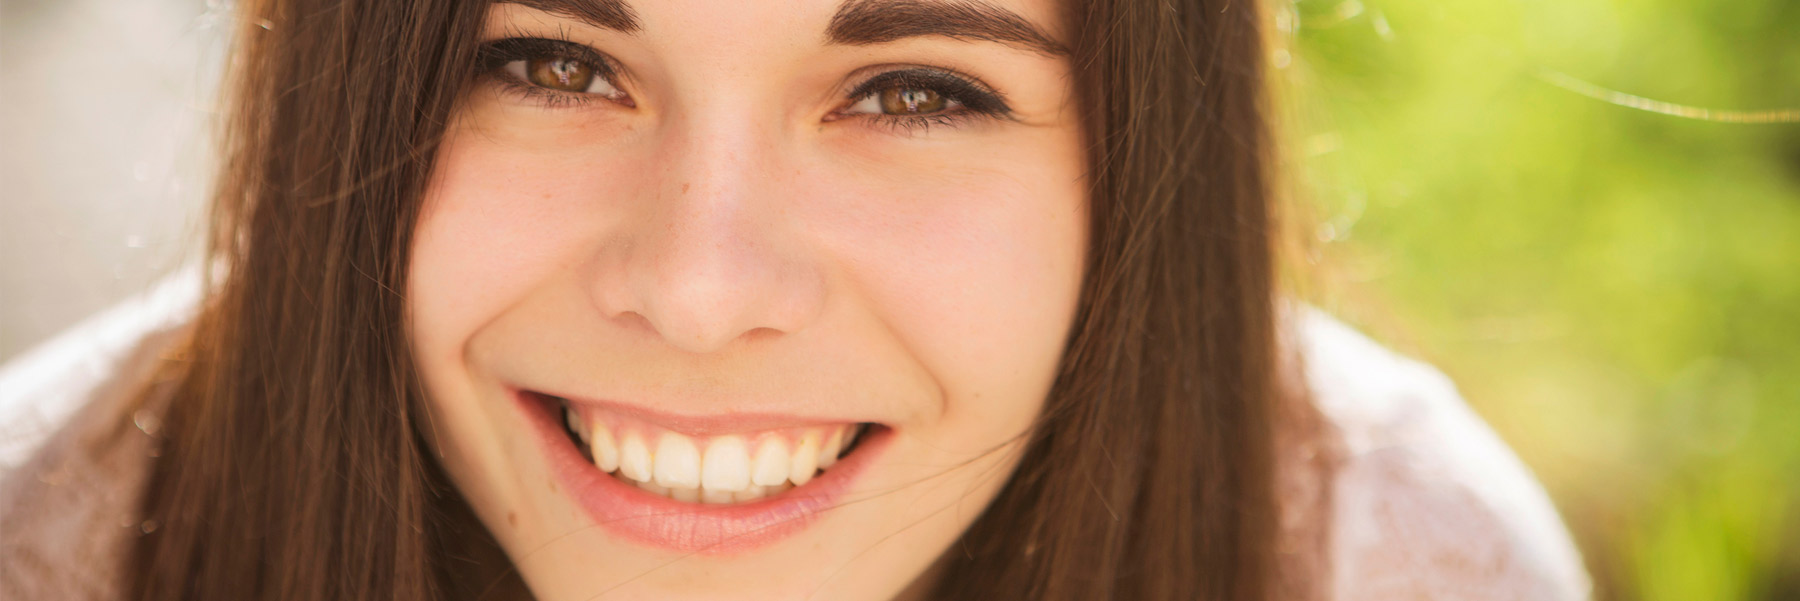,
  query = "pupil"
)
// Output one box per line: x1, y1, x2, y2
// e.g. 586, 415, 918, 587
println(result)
881, 87, 945, 115
530, 57, 593, 92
